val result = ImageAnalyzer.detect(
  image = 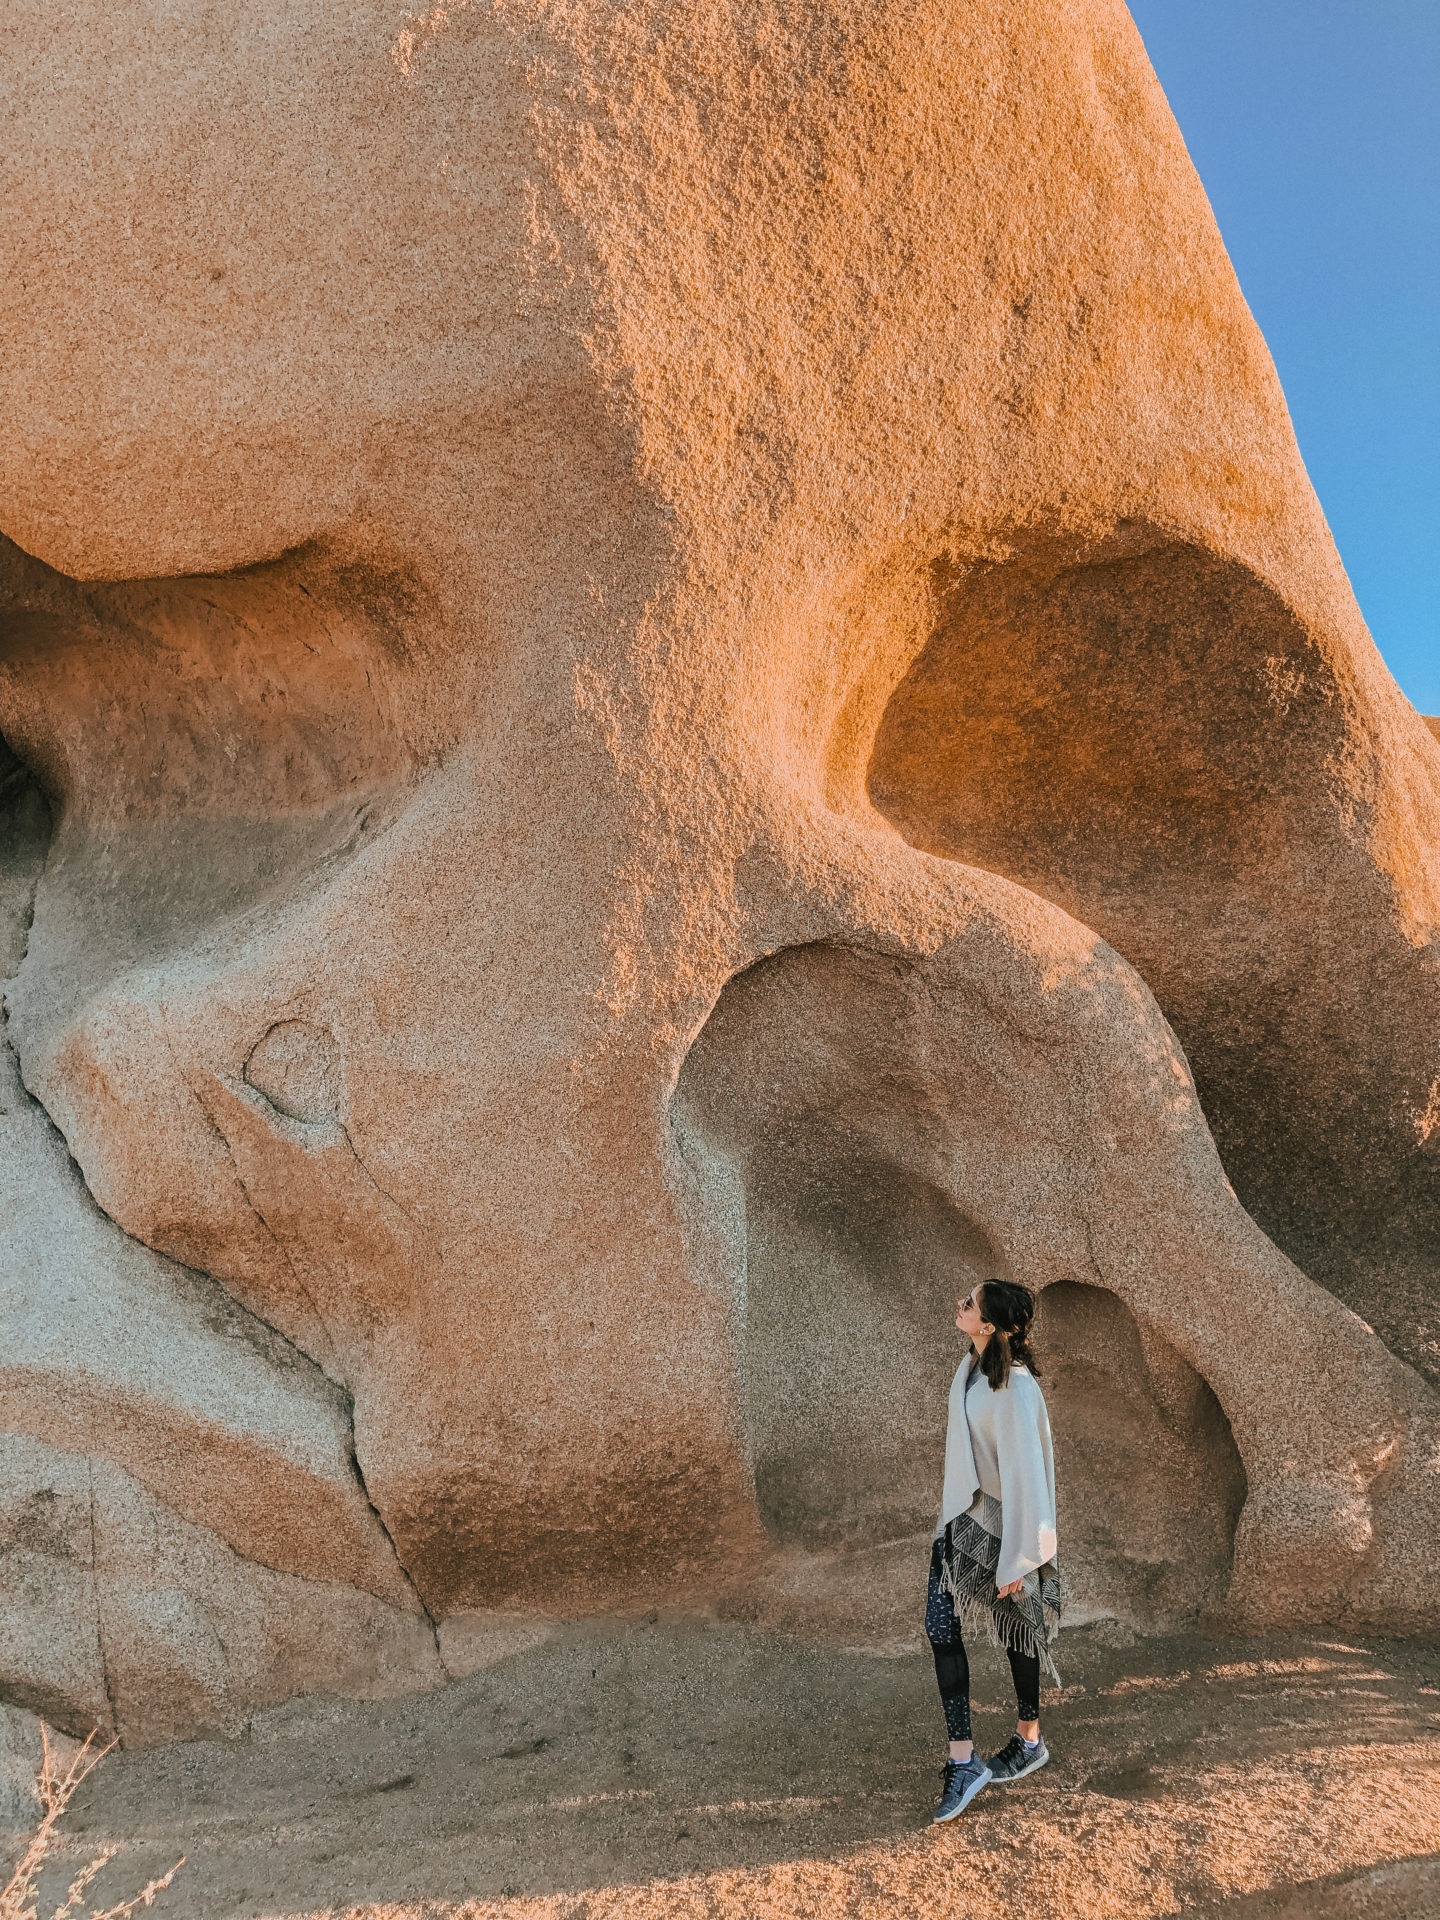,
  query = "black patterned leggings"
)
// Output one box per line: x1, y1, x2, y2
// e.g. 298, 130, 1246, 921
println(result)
926, 1538, 1041, 1741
